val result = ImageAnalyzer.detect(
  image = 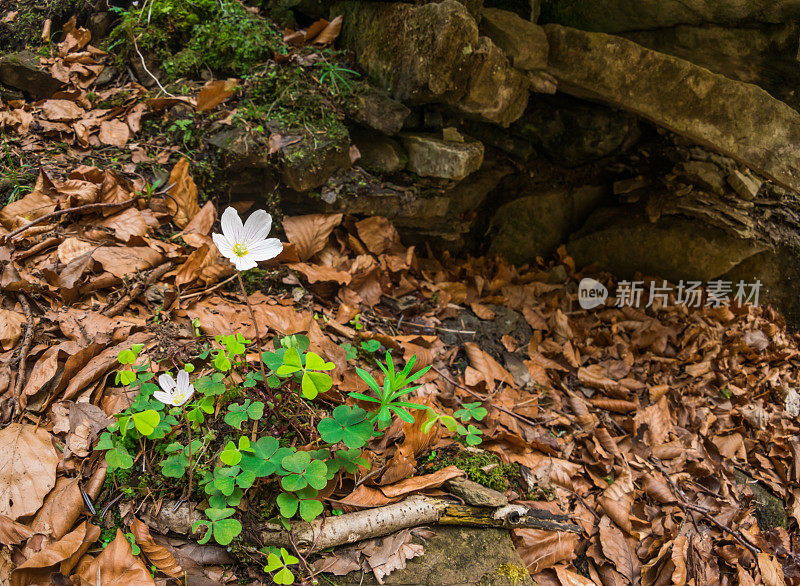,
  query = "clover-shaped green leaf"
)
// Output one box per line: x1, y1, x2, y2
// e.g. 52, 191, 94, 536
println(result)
276, 487, 323, 522
195, 373, 226, 396
276, 347, 303, 376
192, 507, 241, 546
457, 424, 483, 446
454, 402, 488, 423
264, 547, 299, 585
240, 436, 281, 477
280, 451, 328, 491
317, 405, 373, 448
331, 448, 370, 474
131, 410, 160, 436
224, 399, 265, 429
